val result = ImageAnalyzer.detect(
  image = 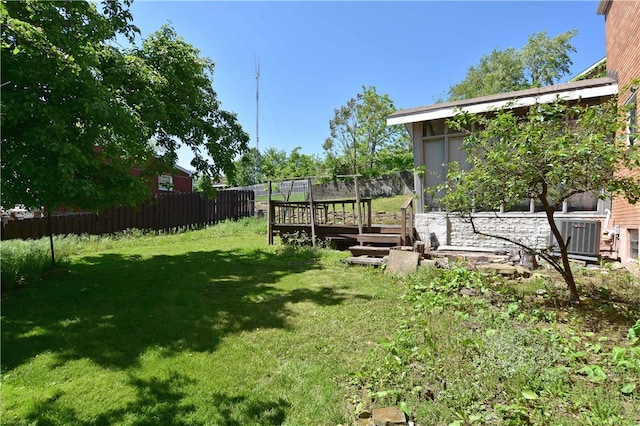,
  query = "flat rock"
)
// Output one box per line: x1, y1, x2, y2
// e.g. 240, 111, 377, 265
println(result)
372, 407, 407, 426
385, 250, 420, 275
515, 265, 533, 278
419, 259, 438, 268
476, 263, 518, 277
